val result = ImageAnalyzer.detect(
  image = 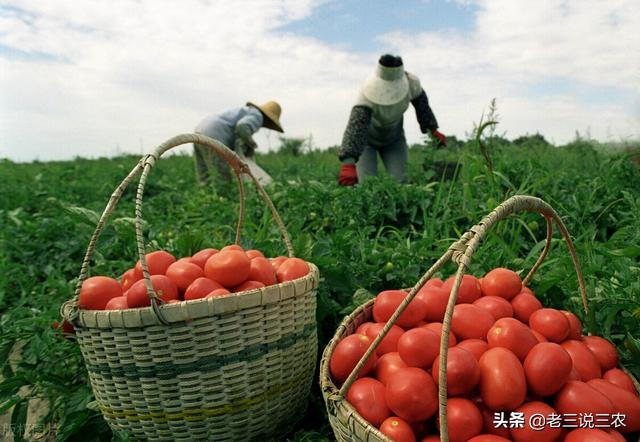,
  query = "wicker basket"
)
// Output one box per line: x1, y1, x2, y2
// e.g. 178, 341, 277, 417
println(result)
319, 195, 640, 442
61, 134, 318, 441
